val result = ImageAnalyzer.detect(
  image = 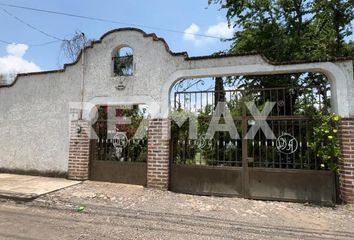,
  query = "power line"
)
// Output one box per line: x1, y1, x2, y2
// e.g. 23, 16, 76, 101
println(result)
0, 38, 61, 47
29, 40, 61, 46
0, 2, 227, 40
0, 39, 10, 44
1, 7, 63, 41
0, 6, 63, 46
